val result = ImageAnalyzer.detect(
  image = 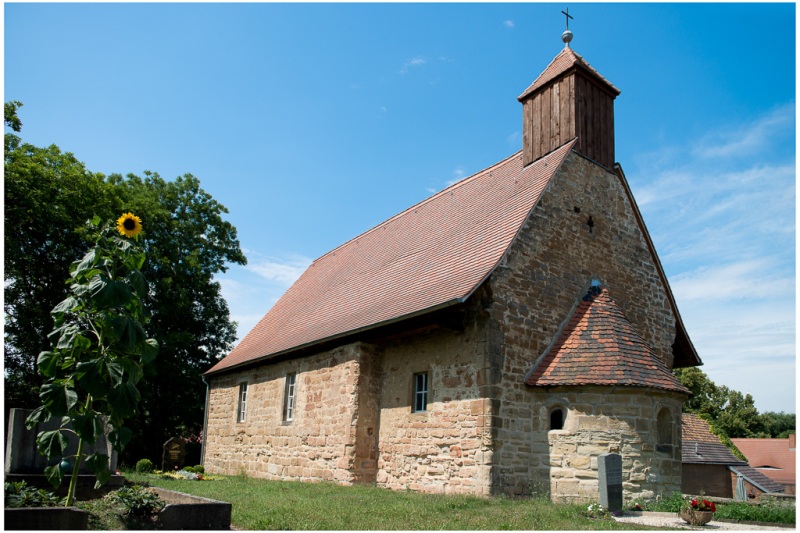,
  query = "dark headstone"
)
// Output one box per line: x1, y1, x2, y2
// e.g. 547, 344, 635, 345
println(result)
162, 437, 186, 471
598, 452, 623, 512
